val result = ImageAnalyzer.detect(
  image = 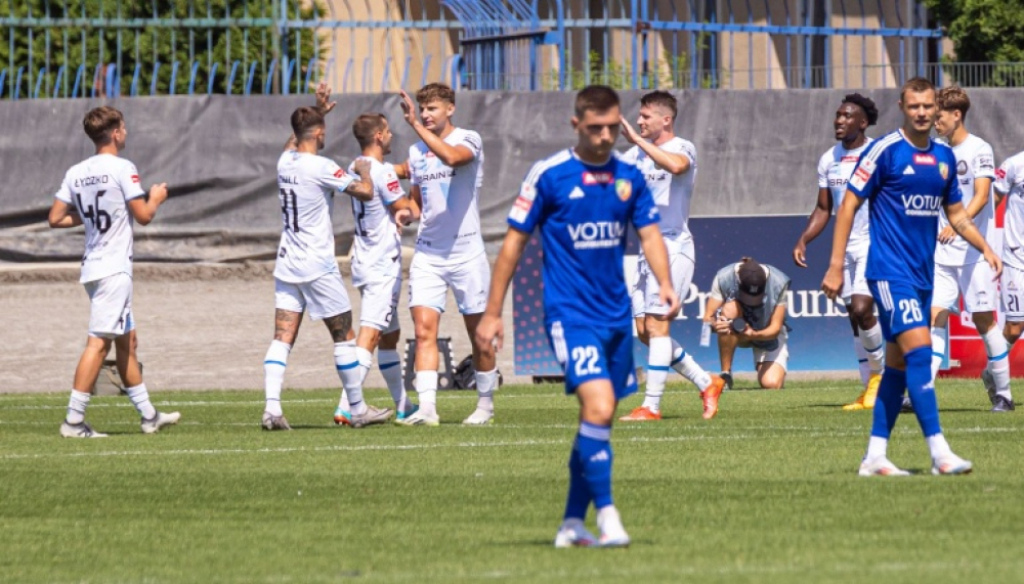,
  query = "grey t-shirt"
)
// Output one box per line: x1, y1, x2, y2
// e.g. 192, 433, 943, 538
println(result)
710, 262, 791, 351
